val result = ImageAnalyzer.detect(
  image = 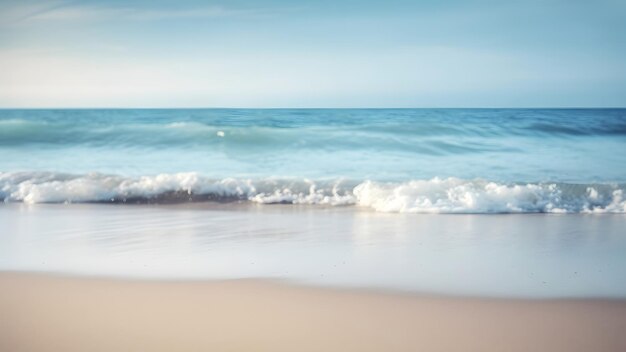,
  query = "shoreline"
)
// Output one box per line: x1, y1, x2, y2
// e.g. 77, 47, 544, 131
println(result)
2, 272, 626, 352
3, 204, 626, 298
3, 269, 626, 301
